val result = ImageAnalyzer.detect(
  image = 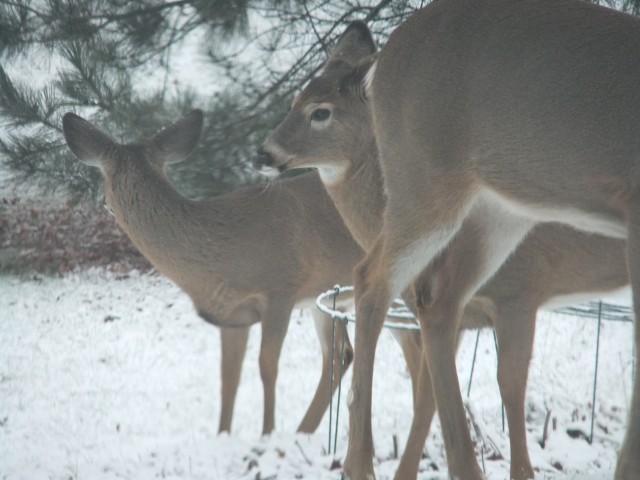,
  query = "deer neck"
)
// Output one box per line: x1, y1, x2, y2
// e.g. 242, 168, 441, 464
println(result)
104, 163, 197, 261
324, 140, 385, 251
